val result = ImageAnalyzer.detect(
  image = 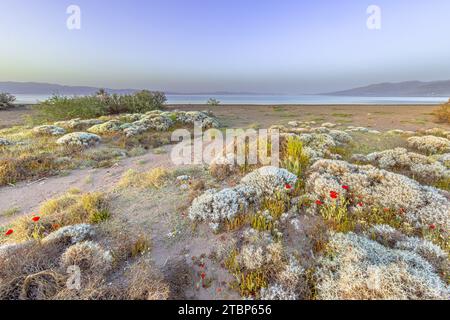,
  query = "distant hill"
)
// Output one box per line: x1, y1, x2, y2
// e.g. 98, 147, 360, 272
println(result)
0, 82, 137, 95
0, 82, 281, 96
324, 80, 450, 97
3, 80, 450, 97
